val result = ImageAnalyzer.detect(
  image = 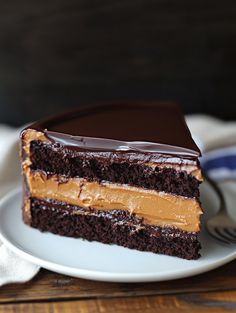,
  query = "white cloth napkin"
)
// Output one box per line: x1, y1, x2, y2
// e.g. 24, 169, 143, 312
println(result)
0, 126, 39, 287
187, 115, 236, 181
187, 114, 236, 222
186, 114, 236, 152
0, 115, 236, 287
